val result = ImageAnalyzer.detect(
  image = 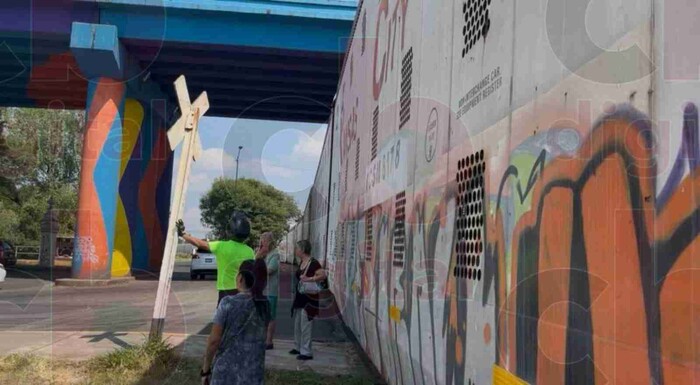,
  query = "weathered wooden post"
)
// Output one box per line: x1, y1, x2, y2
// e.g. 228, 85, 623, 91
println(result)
149, 75, 207, 340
